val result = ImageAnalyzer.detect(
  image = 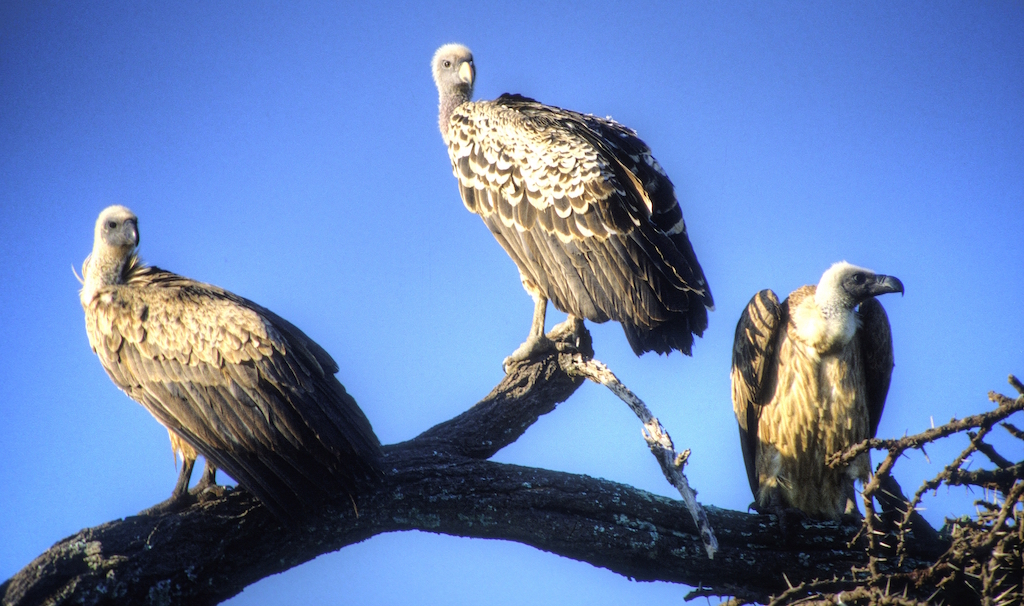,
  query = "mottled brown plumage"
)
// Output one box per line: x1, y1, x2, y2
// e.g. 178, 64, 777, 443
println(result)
432, 44, 712, 360
81, 205, 382, 520
731, 262, 901, 519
